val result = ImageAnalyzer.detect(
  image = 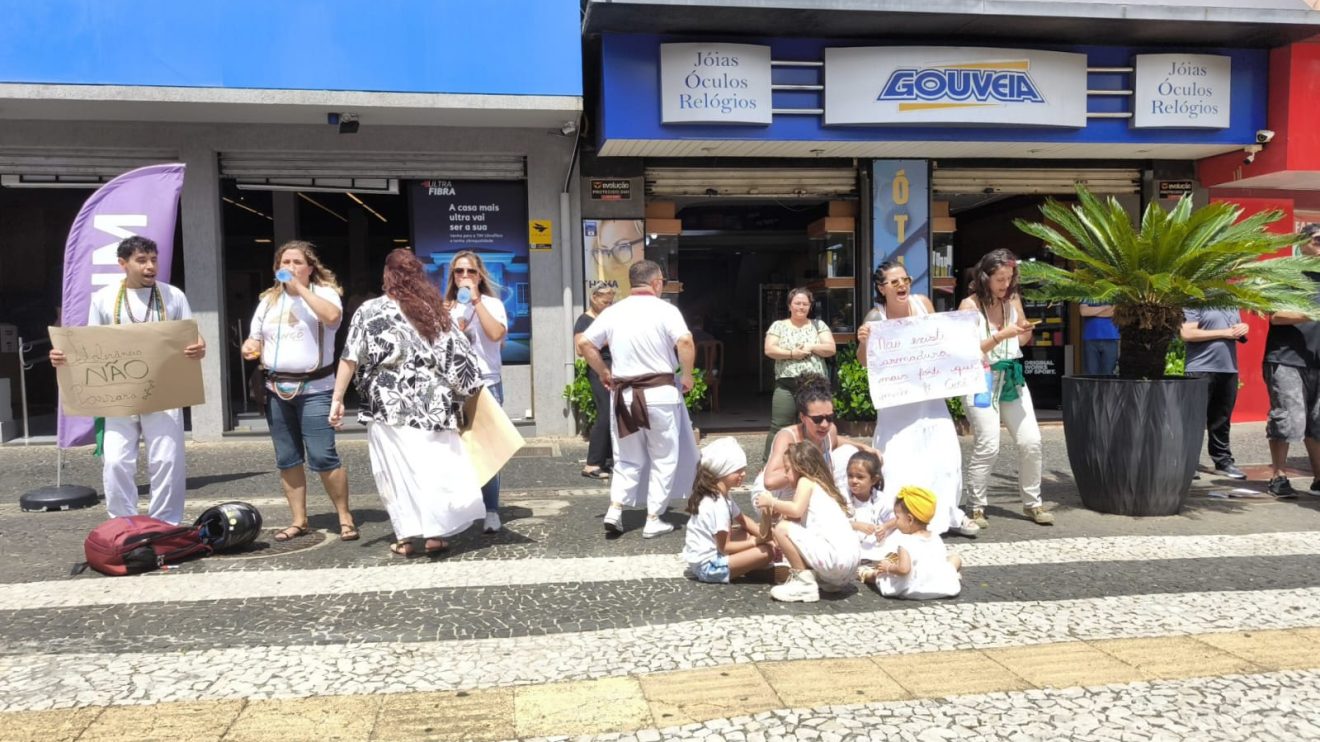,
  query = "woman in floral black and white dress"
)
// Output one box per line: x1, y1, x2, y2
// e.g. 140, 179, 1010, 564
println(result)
329, 249, 485, 557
